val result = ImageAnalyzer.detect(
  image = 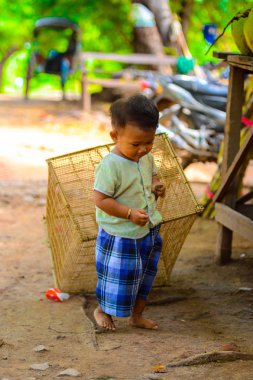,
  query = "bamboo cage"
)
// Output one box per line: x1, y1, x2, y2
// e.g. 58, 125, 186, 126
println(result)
46, 133, 203, 293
